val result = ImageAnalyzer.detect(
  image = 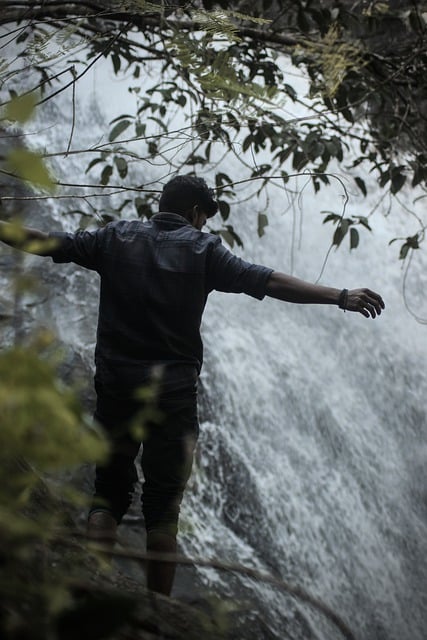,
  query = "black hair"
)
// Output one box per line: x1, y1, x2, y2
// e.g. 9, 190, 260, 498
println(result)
159, 175, 218, 218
